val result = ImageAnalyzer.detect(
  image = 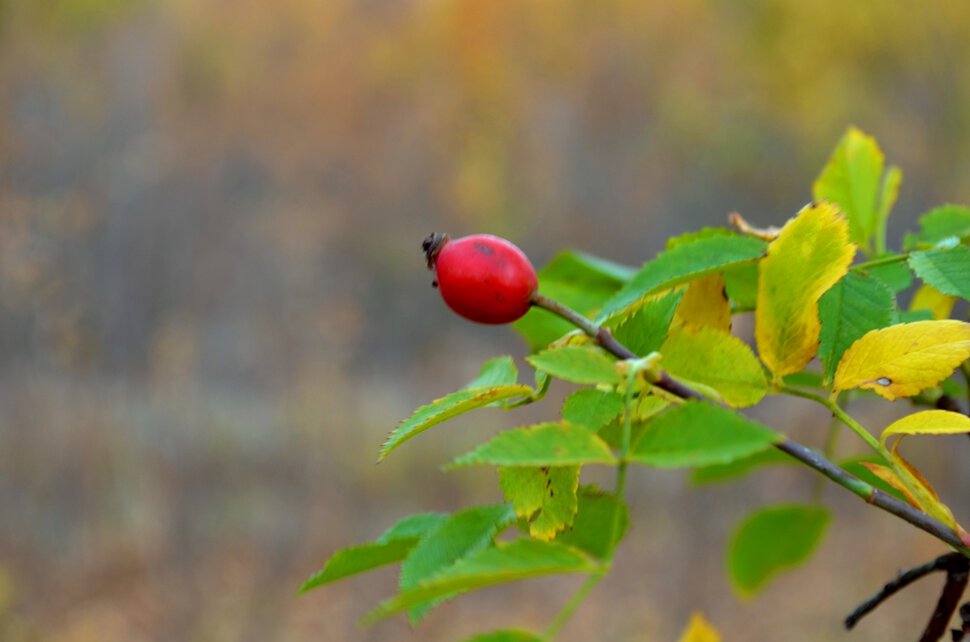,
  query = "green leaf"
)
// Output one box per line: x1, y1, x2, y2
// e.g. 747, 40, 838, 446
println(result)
728, 504, 831, 597
364, 539, 601, 624
817, 271, 895, 383
463, 631, 542, 642
450, 422, 617, 468
660, 326, 767, 407
876, 166, 902, 253
904, 204, 970, 250
628, 401, 781, 468
299, 513, 447, 593
400, 504, 516, 623
812, 126, 887, 254
665, 227, 735, 250
608, 289, 684, 356
514, 251, 632, 351
467, 356, 520, 388
499, 466, 580, 540
596, 235, 766, 322
893, 308, 935, 324
556, 488, 629, 559
723, 262, 760, 310
597, 396, 669, 450
561, 389, 625, 431
690, 449, 795, 485
380, 383, 535, 460
527, 346, 620, 385
865, 258, 913, 292
909, 246, 970, 301
300, 540, 418, 595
